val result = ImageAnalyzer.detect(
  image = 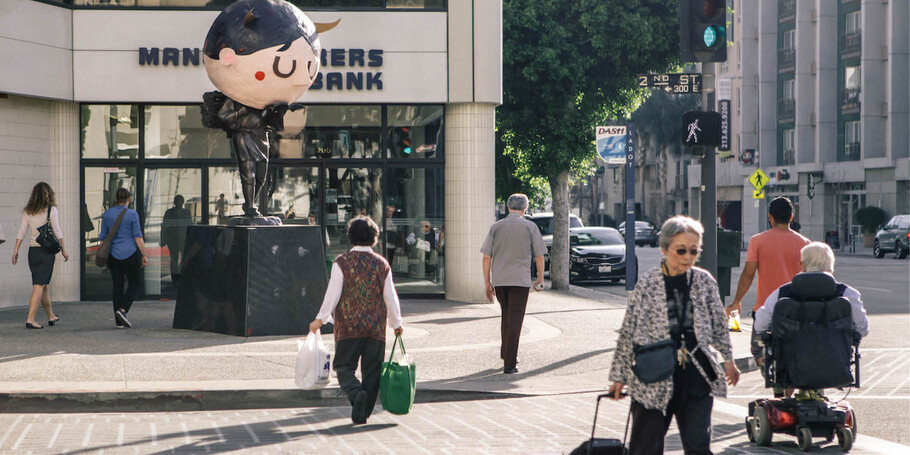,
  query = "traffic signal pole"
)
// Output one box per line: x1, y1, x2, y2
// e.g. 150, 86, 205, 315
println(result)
700, 63, 717, 277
